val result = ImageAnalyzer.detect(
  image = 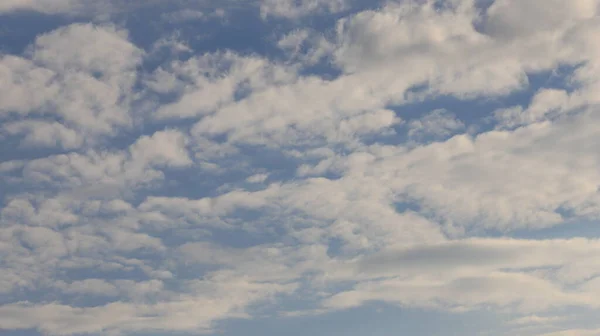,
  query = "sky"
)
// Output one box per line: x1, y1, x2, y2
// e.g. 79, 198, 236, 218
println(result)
1, 0, 600, 335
